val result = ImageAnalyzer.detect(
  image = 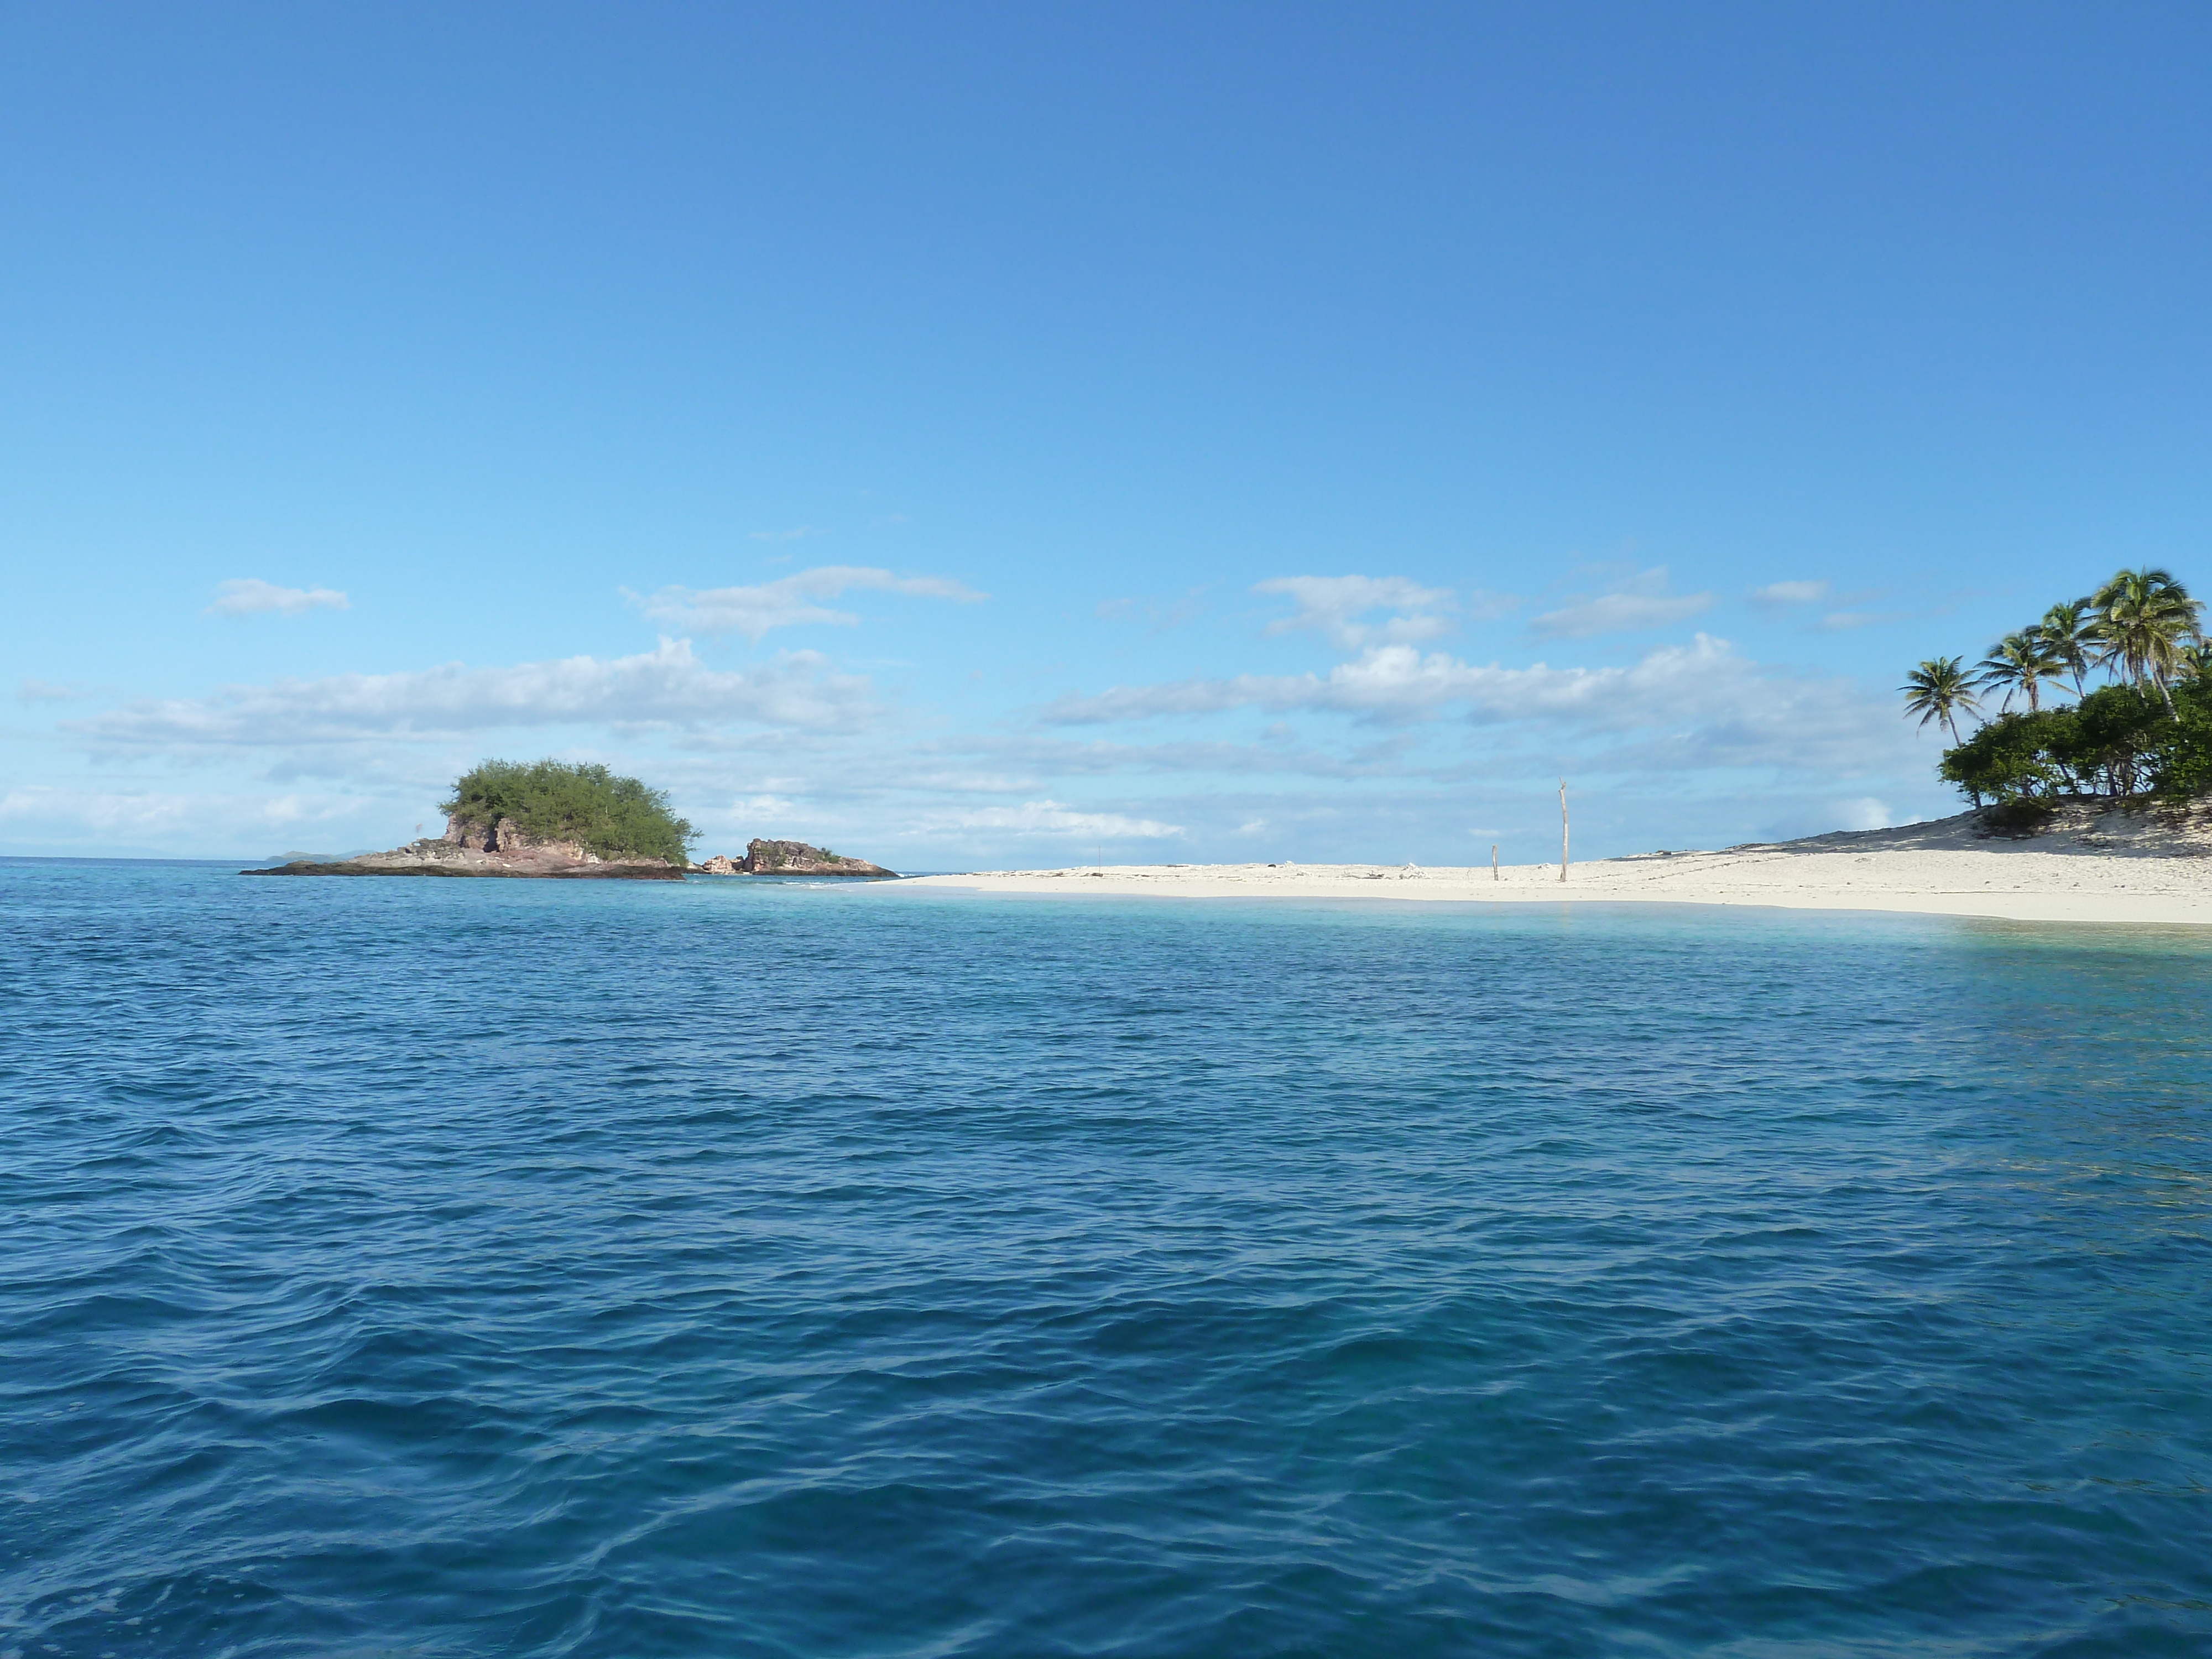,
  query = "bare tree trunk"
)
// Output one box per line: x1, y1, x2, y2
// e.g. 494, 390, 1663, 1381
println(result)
1491, 843, 1499, 883
1559, 780, 1569, 883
